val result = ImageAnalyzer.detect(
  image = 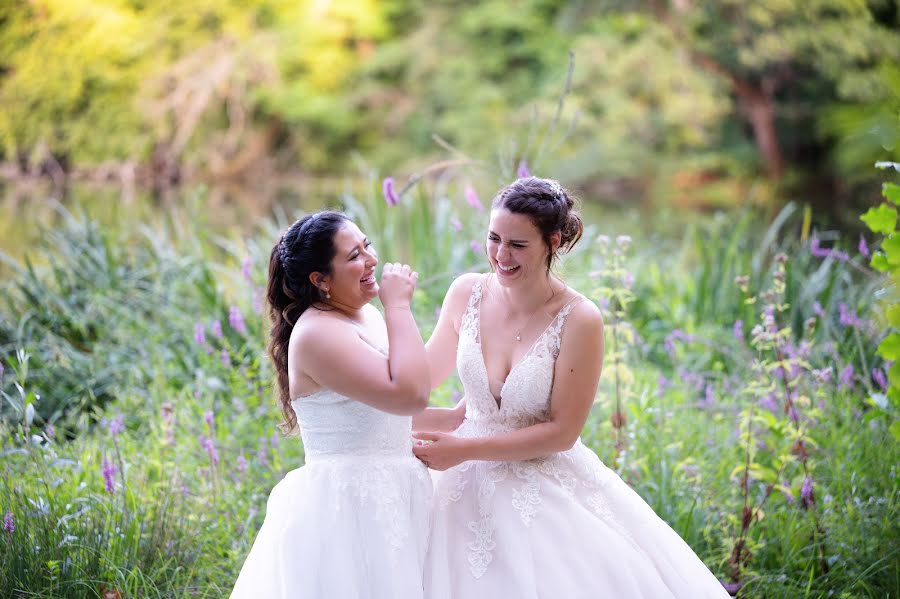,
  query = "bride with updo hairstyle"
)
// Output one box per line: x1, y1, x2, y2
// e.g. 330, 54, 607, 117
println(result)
413, 177, 730, 598
231, 210, 433, 599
